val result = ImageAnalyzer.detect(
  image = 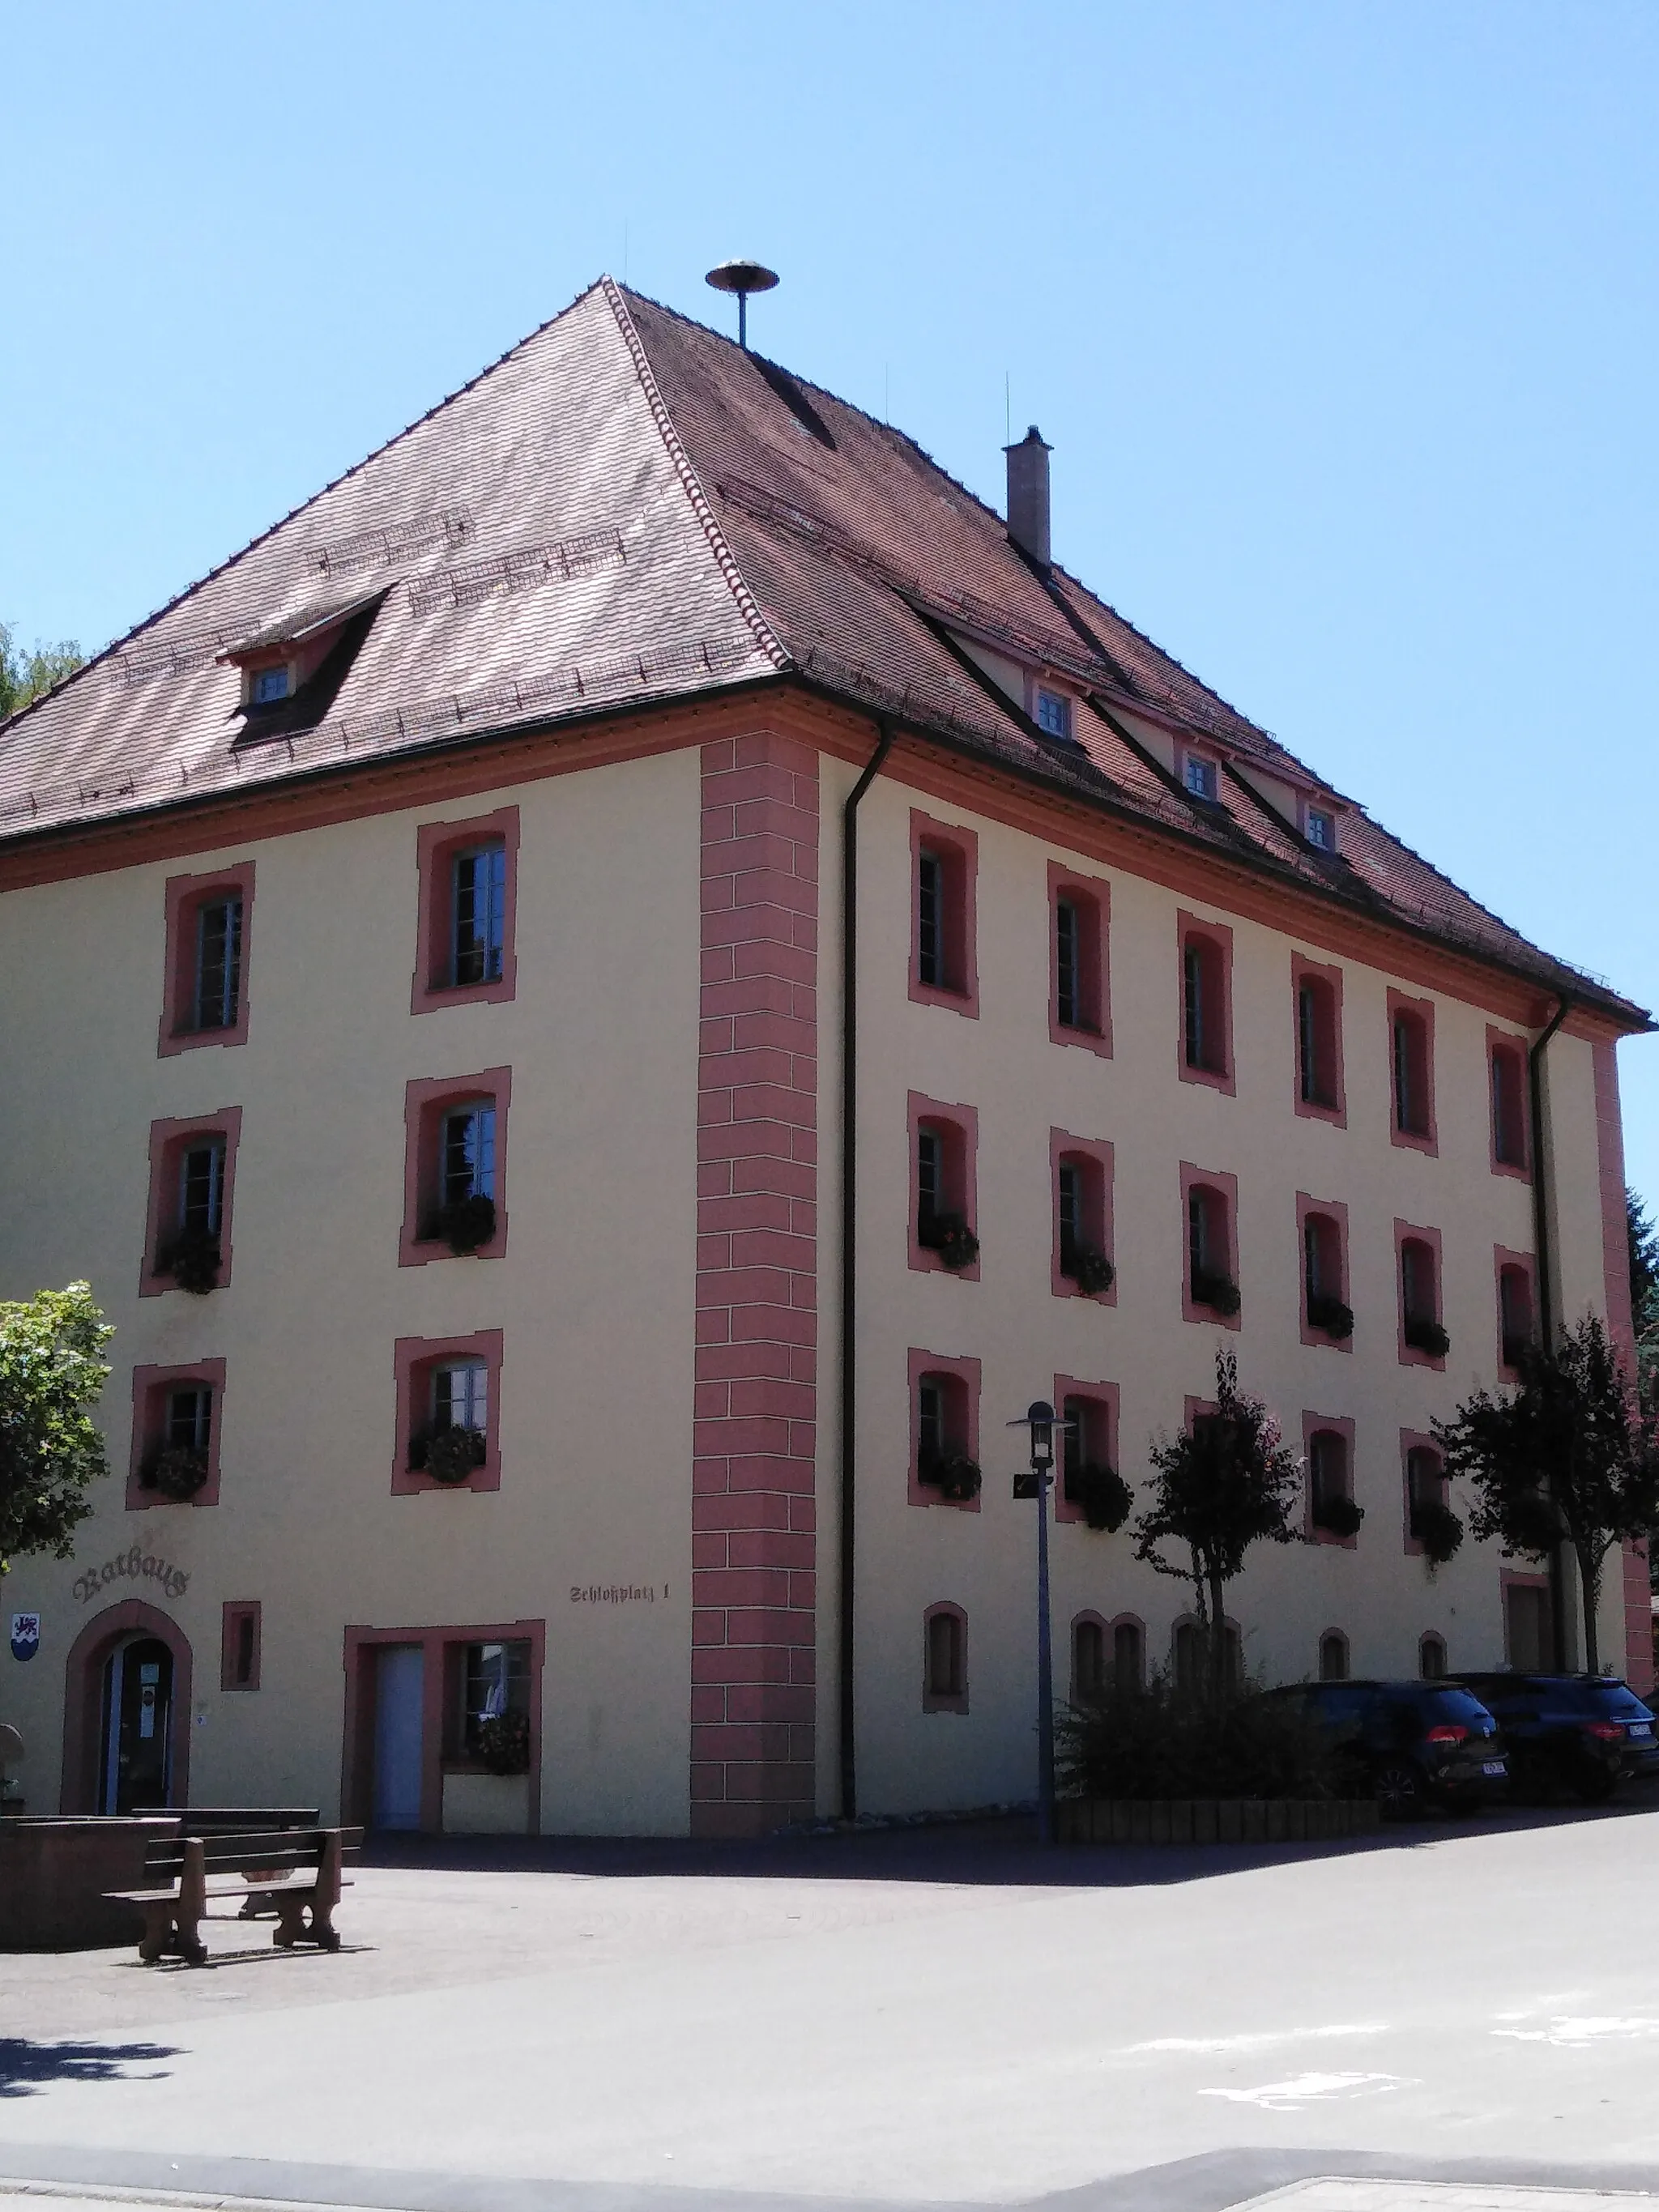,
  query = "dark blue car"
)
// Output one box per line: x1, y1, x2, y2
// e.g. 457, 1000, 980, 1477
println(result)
1452, 1674, 1659, 1802
1258, 1680, 1508, 1819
